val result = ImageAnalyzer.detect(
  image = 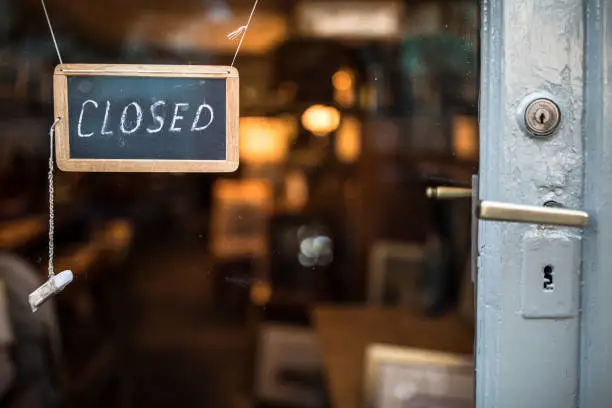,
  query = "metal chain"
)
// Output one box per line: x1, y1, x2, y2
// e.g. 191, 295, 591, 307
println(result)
48, 117, 61, 278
